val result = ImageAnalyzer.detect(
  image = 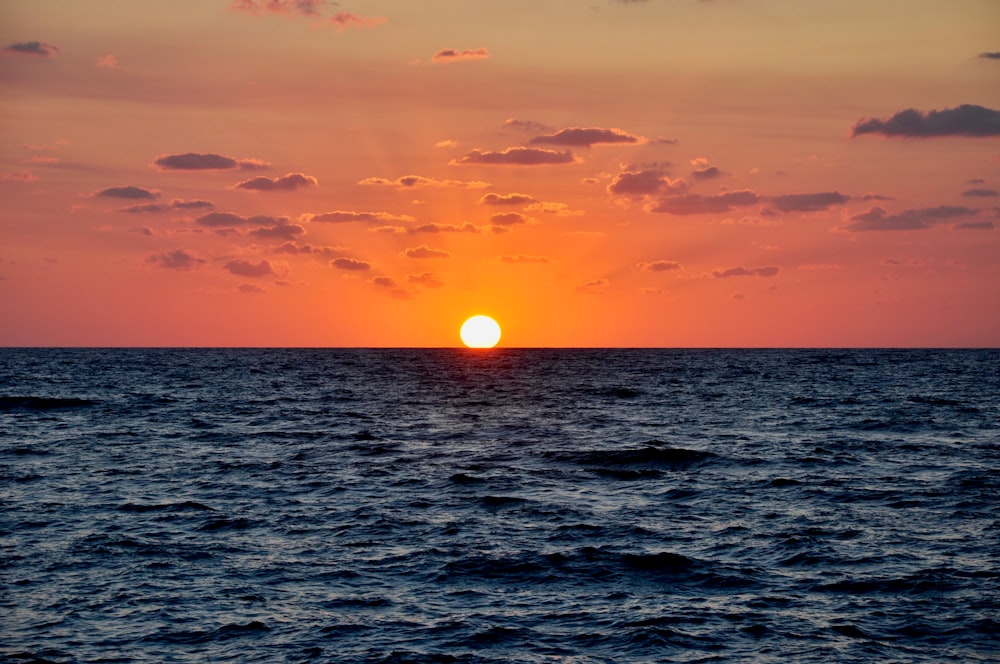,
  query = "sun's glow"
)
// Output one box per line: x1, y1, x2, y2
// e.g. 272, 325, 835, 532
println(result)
460, 315, 502, 348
